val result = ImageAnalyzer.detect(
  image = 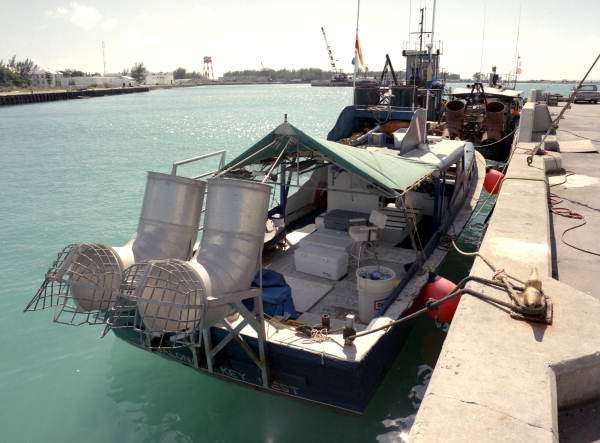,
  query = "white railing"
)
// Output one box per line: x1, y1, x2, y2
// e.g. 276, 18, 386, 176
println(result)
170, 150, 227, 179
